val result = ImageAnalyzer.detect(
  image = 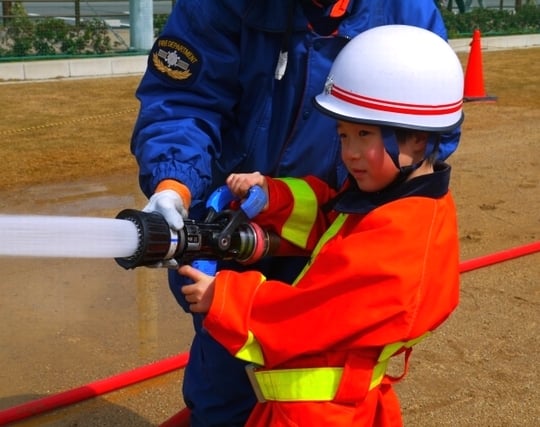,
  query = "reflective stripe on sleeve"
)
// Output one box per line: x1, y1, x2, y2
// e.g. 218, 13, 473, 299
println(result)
234, 330, 266, 366
276, 178, 318, 249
